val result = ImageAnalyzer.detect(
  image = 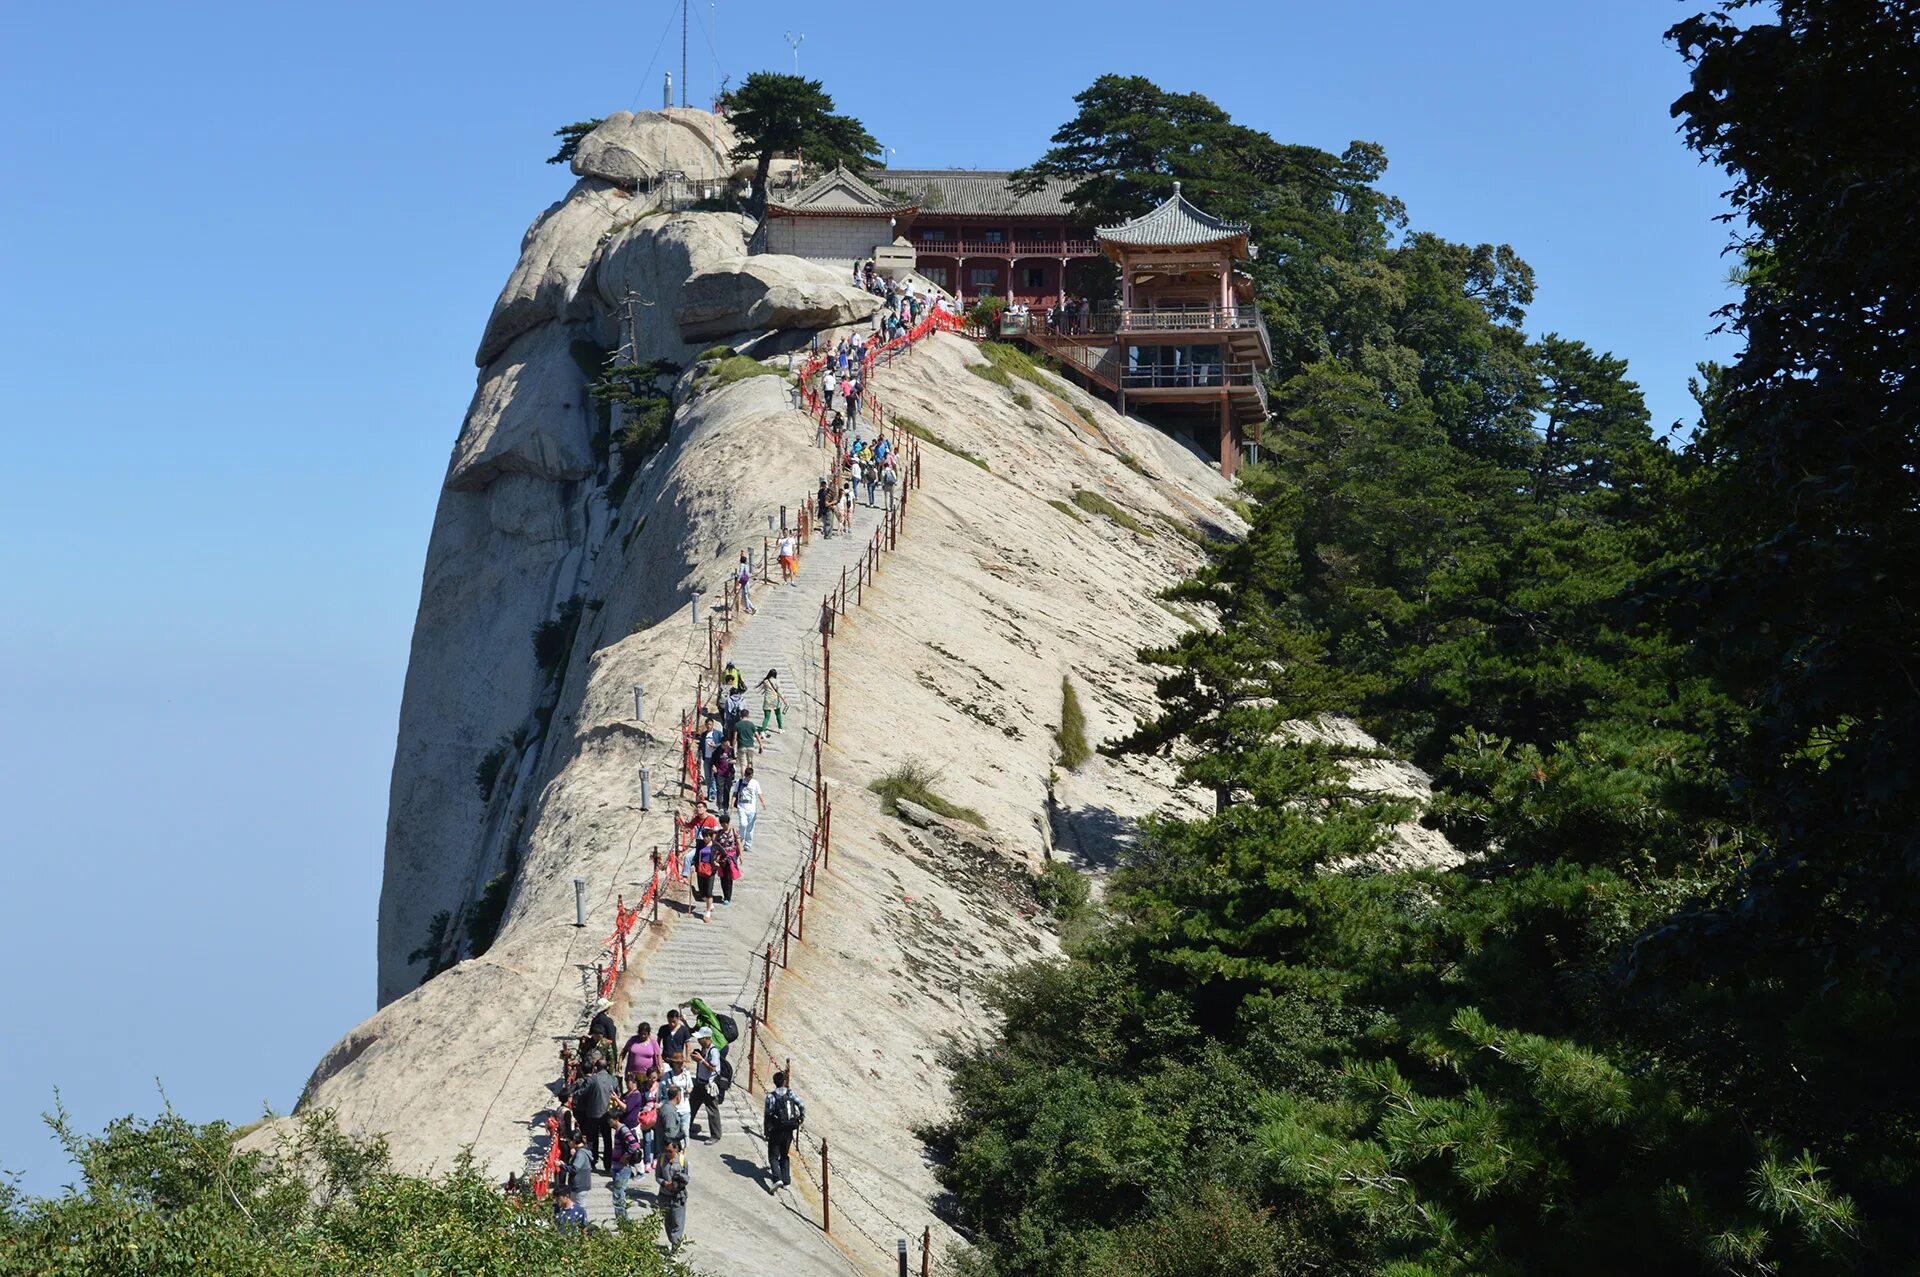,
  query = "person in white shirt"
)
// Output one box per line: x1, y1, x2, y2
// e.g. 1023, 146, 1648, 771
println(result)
777, 533, 798, 586
690, 1028, 725, 1141
734, 765, 763, 851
